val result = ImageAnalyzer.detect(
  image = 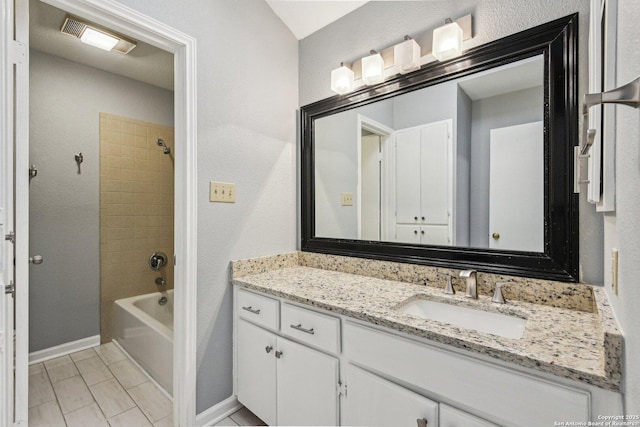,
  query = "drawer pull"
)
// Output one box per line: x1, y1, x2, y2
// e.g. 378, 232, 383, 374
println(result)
416, 418, 428, 427
265, 346, 273, 354
290, 323, 315, 335
275, 351, 283, 359
242, 306, 261, 315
